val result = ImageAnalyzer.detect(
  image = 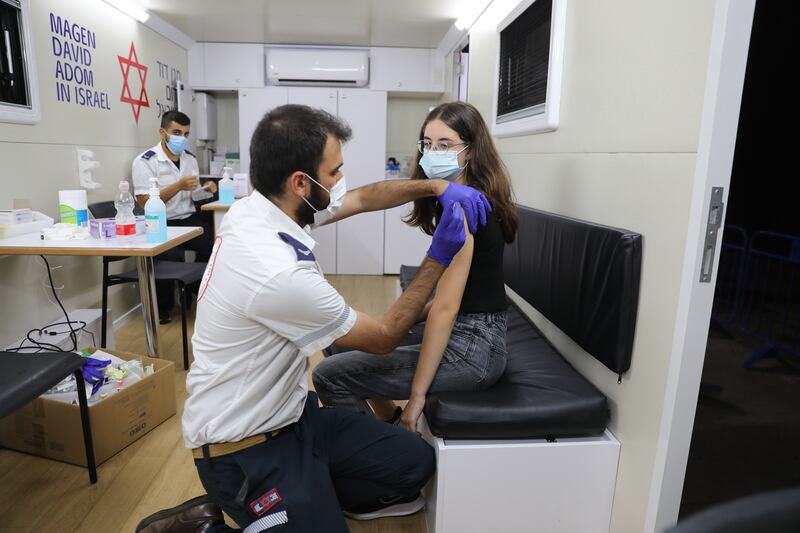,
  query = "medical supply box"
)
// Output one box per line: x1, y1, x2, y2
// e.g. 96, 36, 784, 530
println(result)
0, 348, 176, 467
0, 208, 33, 225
